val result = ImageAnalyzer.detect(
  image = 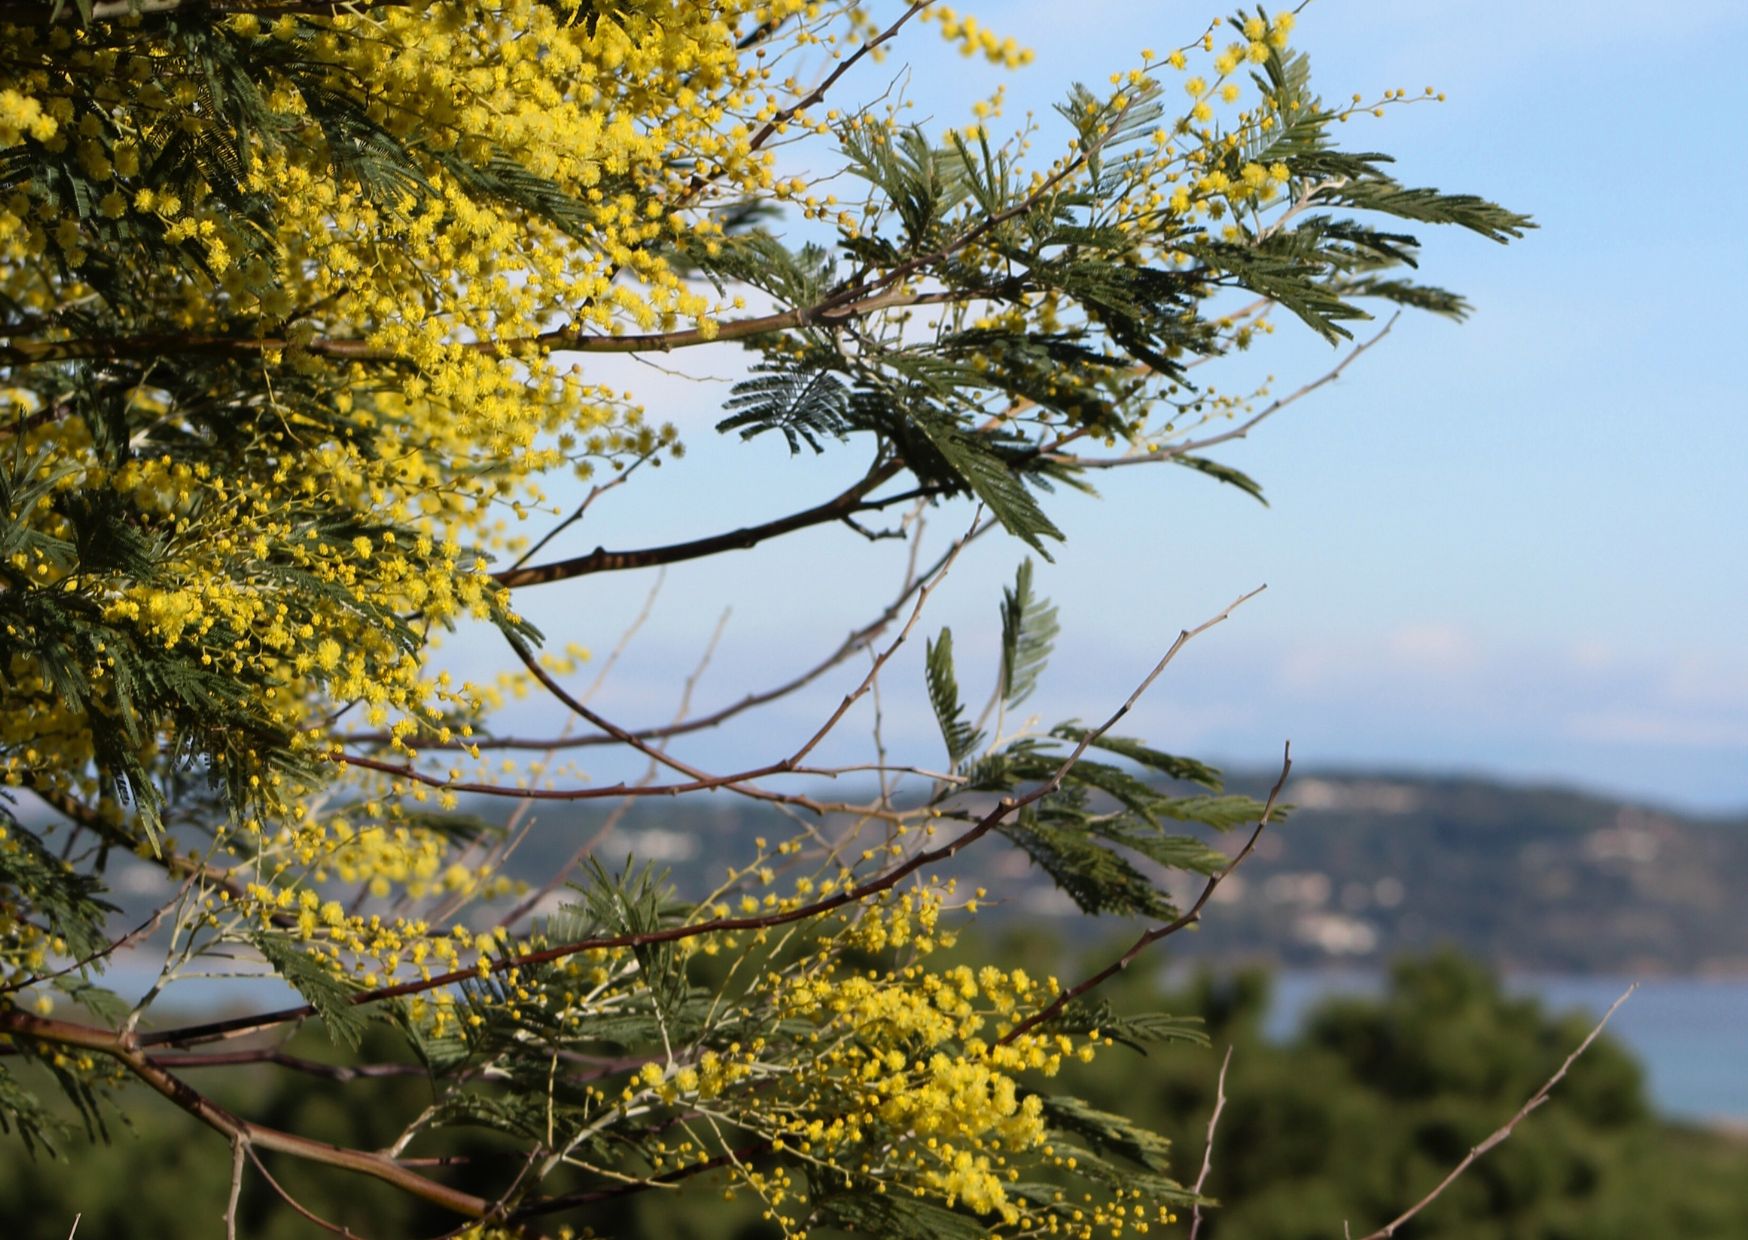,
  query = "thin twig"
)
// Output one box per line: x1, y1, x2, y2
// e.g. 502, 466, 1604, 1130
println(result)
1054, 314, 1400, 472
0, 870, 197, 995
1188, 1045, 1233, 1240
335, 516, 983, 814
738, 3, 932, 167
343, 518, 994, 754
494, 472, 931, 589
503, 451, 654, 575
225, 1133, 247, 1240
244, 1145, 358, 1237
151, 1048, 428, 1080
579, 566, 668, 705
495, 606, 734, 931
0, 1009, 488, 1218
141, 584, 1263, 1051
1351, 984, 1638, 1240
